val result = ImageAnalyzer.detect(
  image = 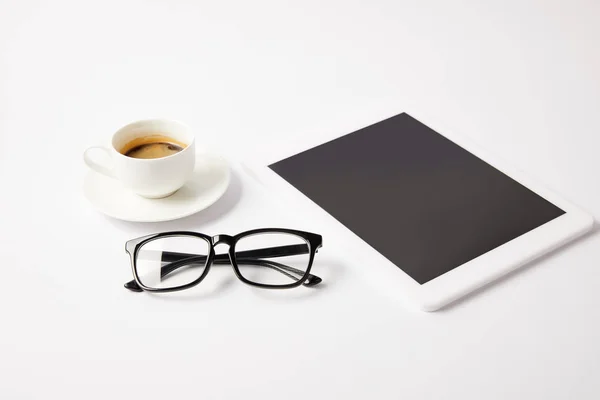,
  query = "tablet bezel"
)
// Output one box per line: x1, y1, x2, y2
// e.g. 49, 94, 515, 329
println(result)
244, 112, 594, 311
